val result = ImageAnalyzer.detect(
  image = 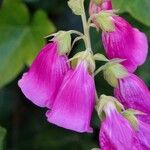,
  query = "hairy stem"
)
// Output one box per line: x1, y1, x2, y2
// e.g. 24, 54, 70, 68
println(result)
81, 0, 92, 52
